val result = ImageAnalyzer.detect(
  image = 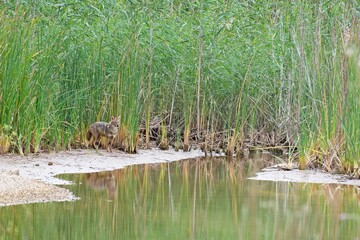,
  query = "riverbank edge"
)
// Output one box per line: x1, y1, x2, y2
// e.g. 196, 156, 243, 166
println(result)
0, 148, 206, 207
249, 163, 360, 186
2, 149, 360, 208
